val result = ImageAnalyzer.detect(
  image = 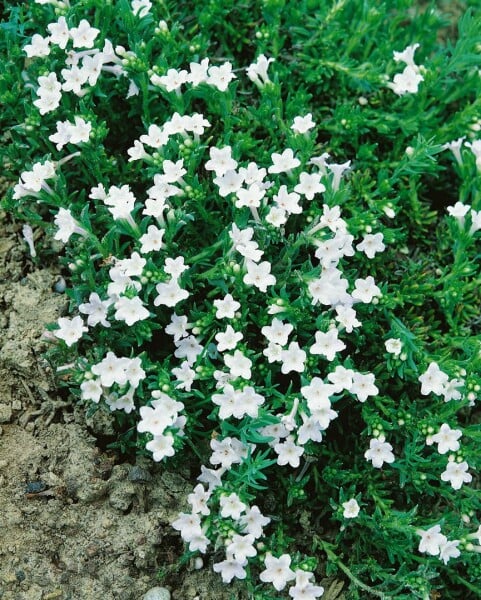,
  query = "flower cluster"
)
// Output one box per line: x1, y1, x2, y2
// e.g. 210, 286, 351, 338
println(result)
3, 0, 481, 598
